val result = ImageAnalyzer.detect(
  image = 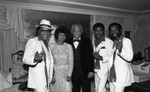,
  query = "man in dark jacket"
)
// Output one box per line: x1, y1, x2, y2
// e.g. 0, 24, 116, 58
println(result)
66, 24, 94, 92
